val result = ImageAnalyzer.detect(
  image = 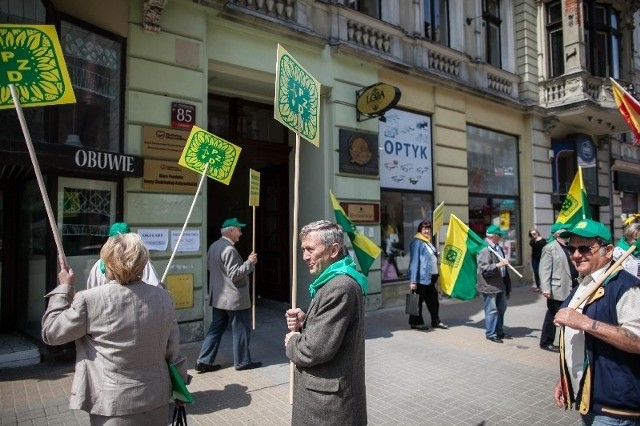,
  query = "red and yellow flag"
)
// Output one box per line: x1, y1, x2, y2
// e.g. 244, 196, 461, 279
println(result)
611, 78, 640, 146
